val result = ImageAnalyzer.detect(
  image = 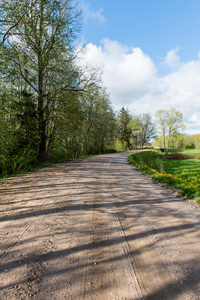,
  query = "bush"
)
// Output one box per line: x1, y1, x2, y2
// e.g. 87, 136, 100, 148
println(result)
128, 151, 164, 173
103, 148, 117, 154
0, 149, 37, 177
143, 146, 153, 149
185, 143, 196, 149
